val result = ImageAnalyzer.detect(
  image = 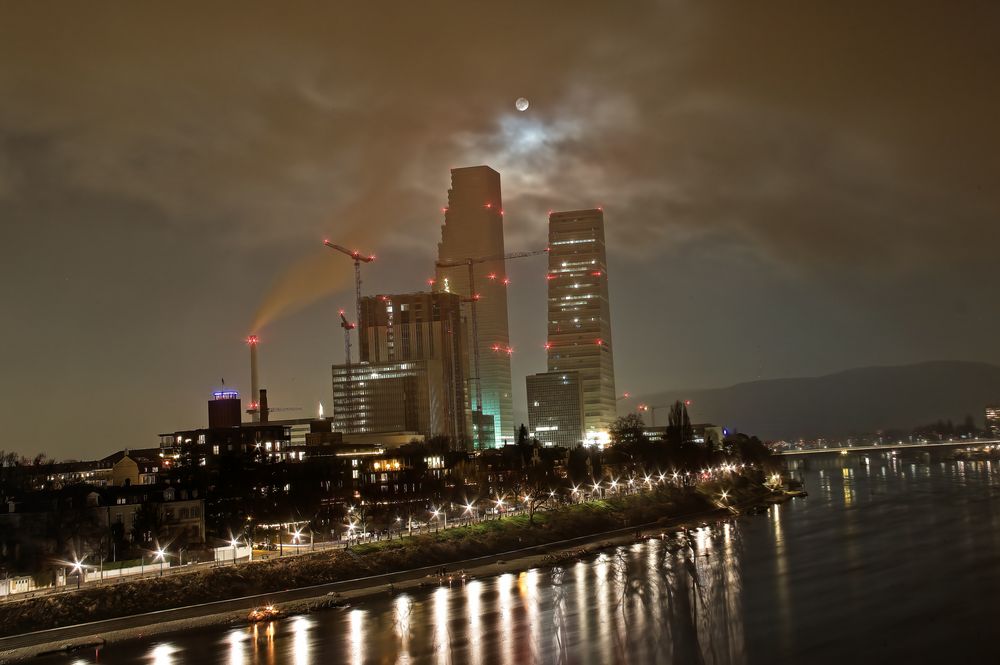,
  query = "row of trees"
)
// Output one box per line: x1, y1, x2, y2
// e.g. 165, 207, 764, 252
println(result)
608, 401, 774, 473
